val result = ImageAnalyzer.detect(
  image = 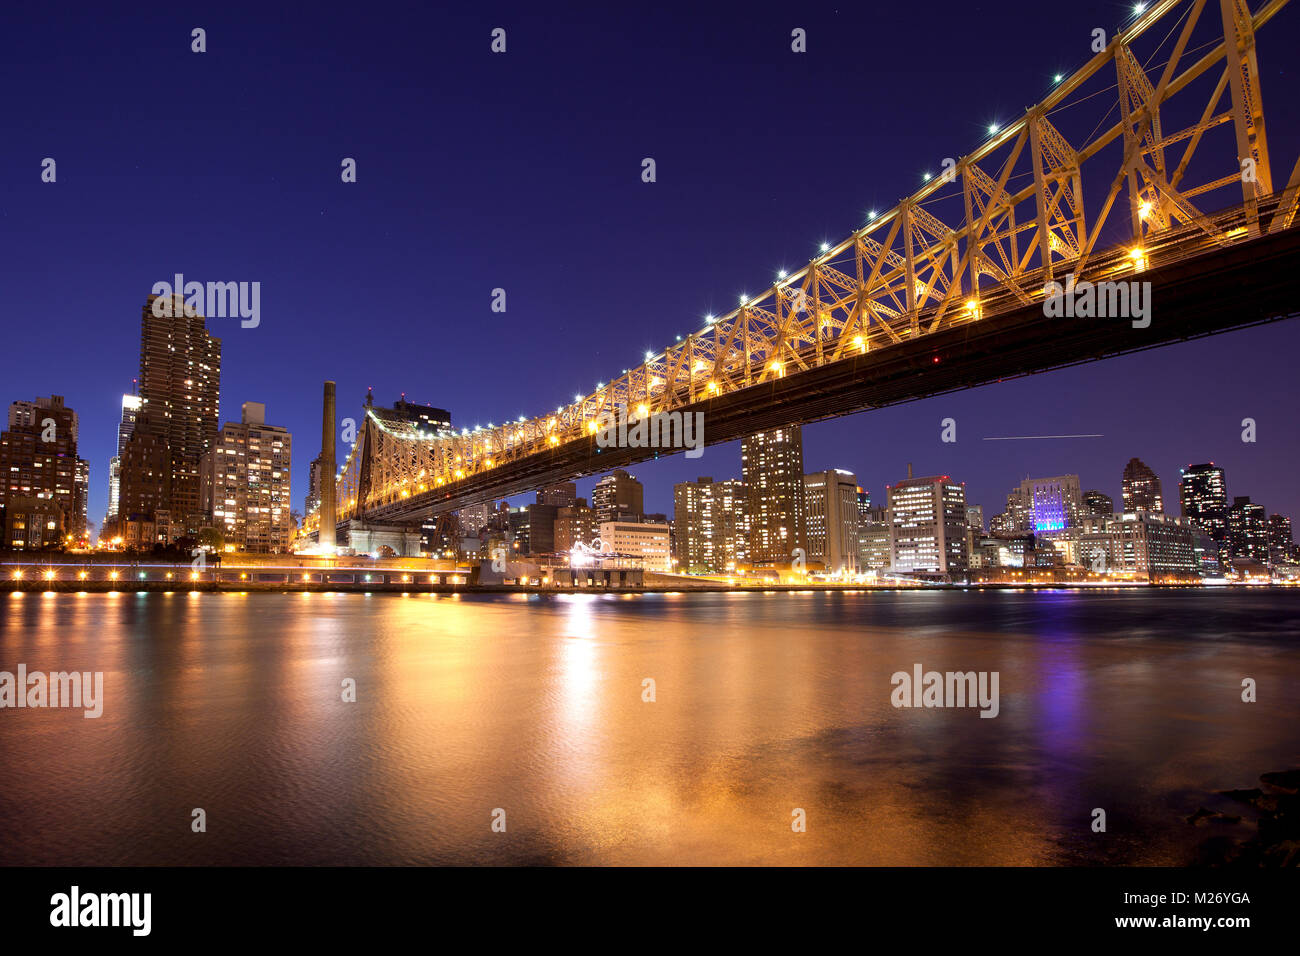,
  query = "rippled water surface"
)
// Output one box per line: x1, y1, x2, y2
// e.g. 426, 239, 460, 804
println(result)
2, 589, 1298, 865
